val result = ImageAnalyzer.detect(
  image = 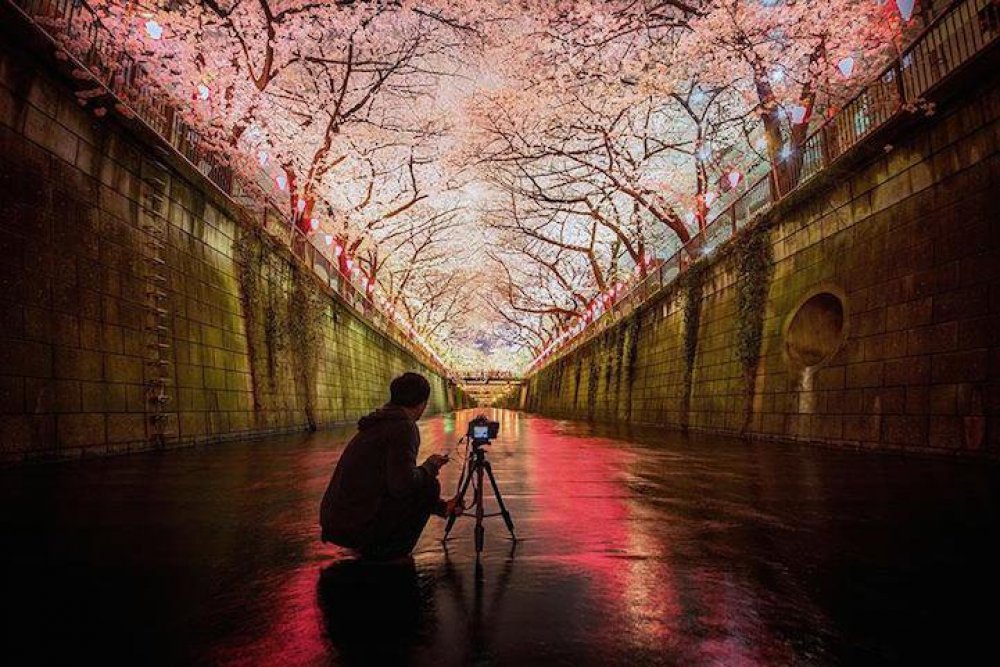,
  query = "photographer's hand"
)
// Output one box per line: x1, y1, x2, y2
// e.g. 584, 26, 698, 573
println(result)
444, 495, 465, 516
422, 453, 449, 476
